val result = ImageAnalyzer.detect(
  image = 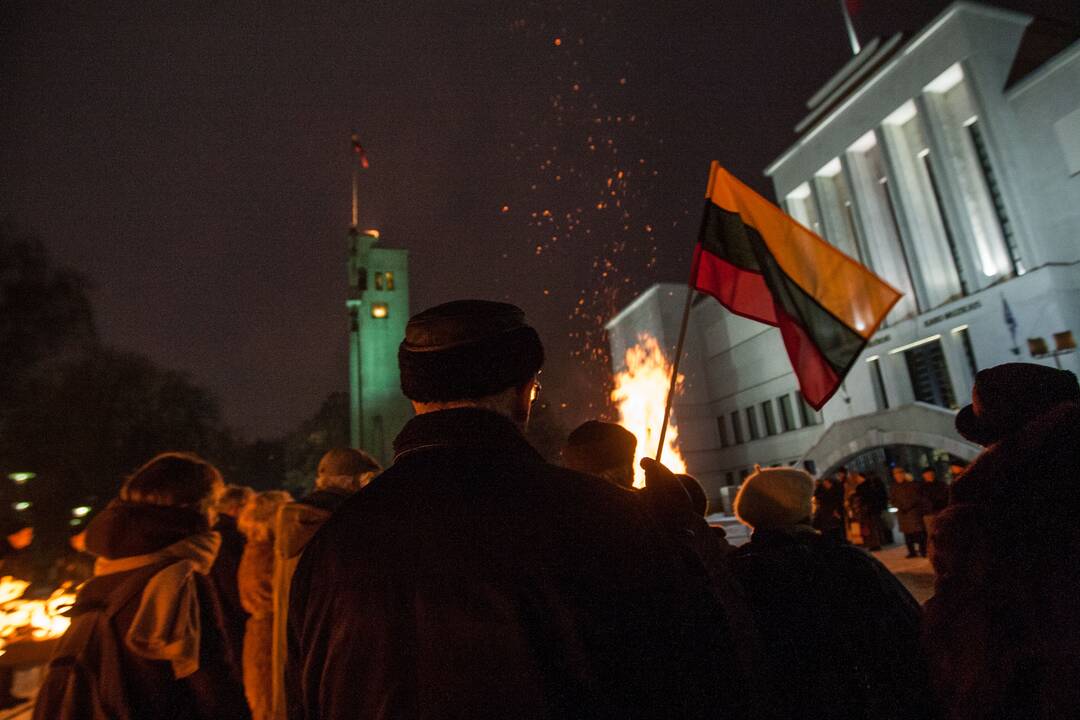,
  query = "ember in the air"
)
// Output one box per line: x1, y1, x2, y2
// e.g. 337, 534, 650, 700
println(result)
610, 334, 687, 488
